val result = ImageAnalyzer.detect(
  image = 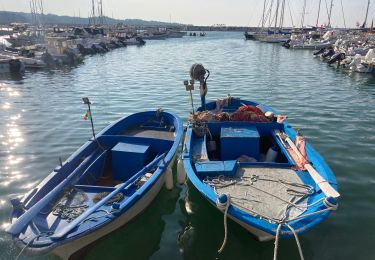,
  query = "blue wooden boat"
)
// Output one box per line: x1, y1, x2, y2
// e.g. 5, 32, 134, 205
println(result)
7, 110, 183, 258
182, 64, 340, 255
